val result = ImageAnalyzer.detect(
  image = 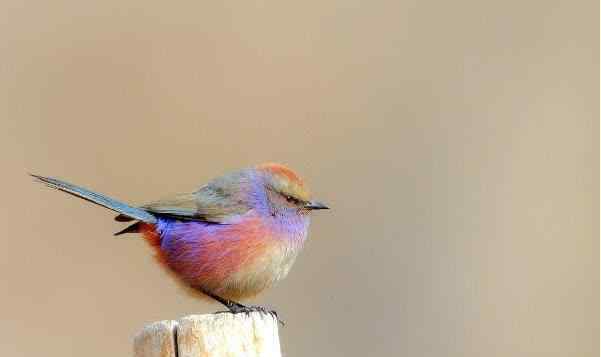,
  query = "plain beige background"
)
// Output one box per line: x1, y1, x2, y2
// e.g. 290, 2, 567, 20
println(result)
1, 1, 598, 356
